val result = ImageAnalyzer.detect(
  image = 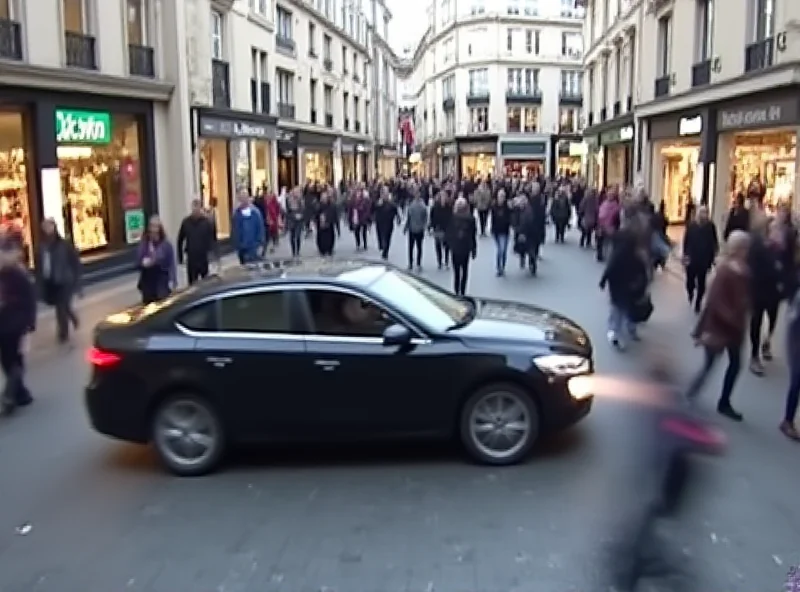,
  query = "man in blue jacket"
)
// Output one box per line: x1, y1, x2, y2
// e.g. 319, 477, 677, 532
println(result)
232, 189, 266, 264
